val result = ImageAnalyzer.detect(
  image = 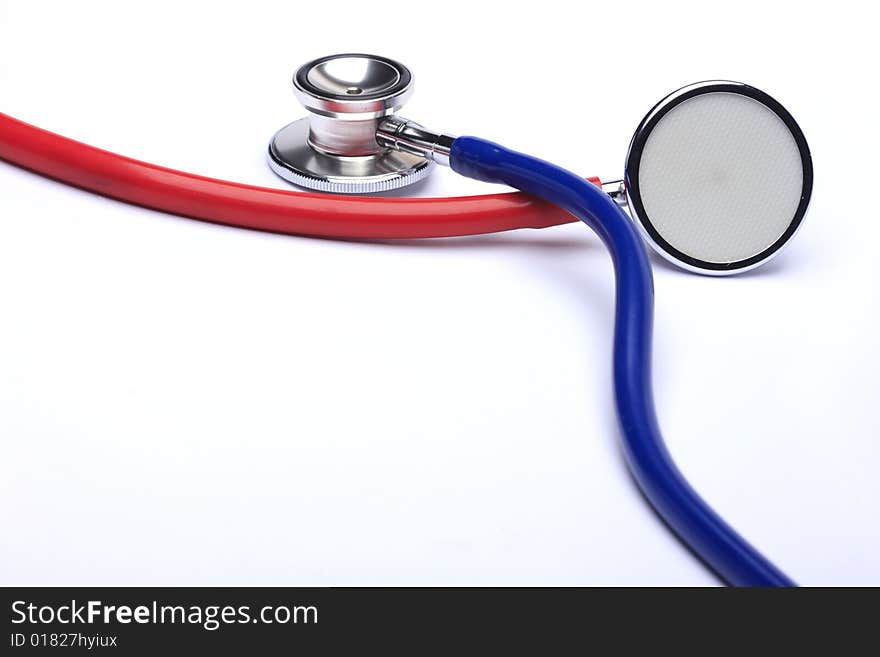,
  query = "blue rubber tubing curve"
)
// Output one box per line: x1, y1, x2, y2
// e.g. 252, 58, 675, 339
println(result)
450, 136, 795, 587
